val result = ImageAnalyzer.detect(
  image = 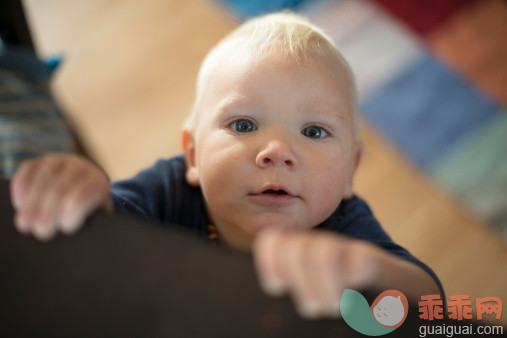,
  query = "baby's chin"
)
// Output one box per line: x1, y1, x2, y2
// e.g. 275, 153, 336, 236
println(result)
240, 214, 313, 236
